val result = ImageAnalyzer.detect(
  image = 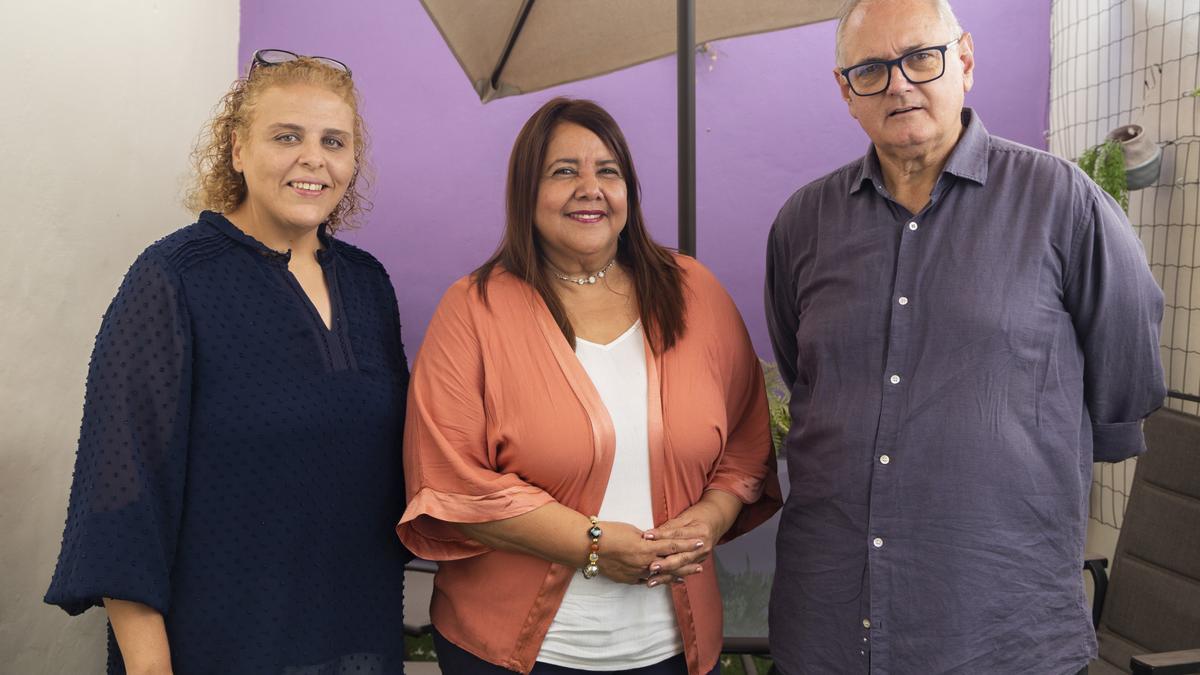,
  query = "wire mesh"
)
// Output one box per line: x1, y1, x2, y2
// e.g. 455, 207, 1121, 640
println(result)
1049, 0, 1200, 528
